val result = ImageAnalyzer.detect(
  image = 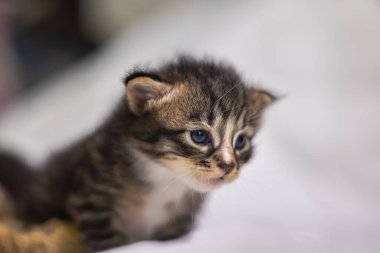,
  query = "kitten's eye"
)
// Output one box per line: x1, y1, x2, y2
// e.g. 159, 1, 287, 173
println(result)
190, 130, 209, 144
235, 134, 246, 150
